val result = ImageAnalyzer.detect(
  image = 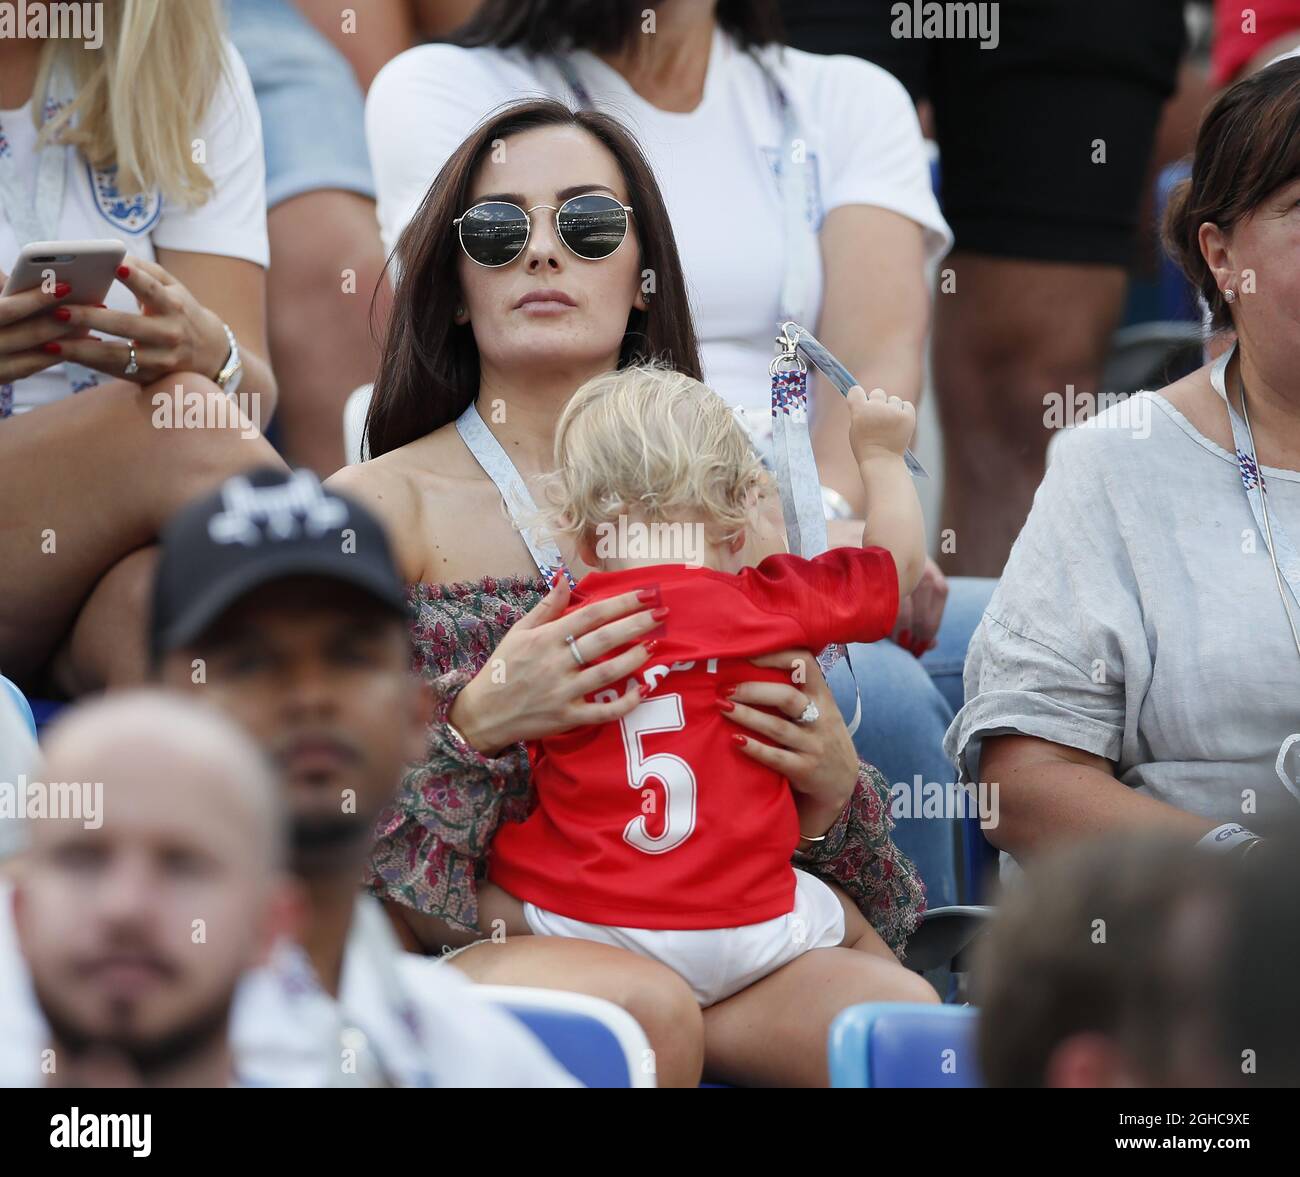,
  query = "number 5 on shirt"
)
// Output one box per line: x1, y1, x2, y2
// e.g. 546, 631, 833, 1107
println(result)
619, 694, 697, 855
